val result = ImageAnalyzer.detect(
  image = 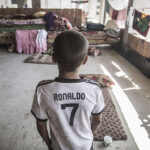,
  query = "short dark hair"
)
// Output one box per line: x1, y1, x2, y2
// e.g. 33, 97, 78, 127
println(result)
53, 30, 89, 72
